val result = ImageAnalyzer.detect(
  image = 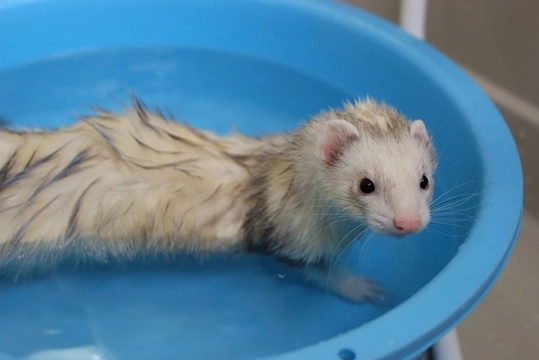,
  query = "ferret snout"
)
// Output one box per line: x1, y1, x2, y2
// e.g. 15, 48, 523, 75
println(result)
393, 218, 421, 234
393, 207, 422, 234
